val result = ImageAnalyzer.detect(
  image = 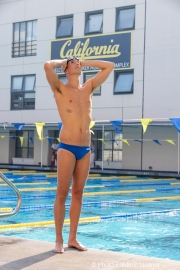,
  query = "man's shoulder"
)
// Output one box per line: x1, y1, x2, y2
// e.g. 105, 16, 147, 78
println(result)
82, 79, 93, 91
